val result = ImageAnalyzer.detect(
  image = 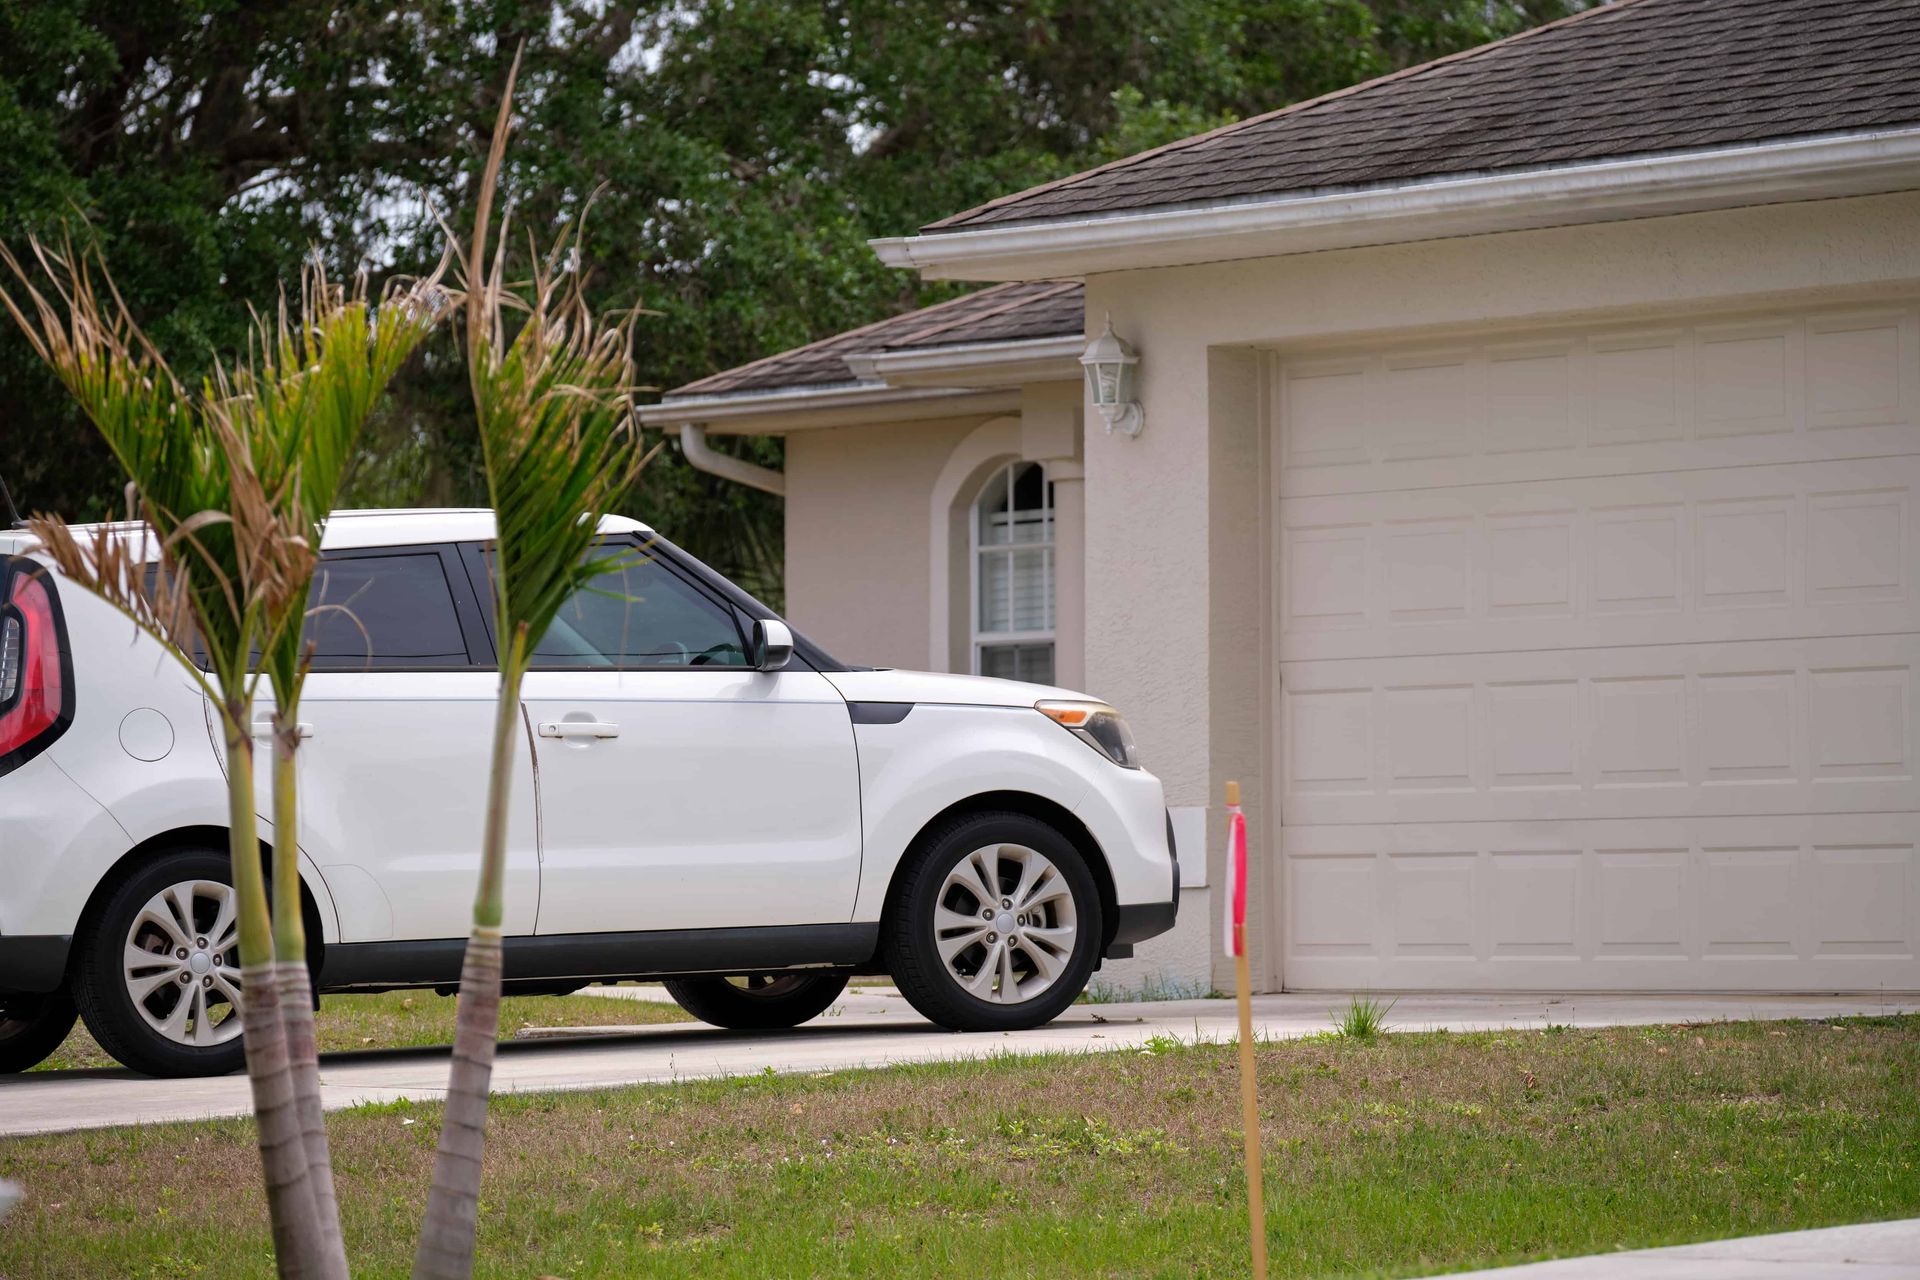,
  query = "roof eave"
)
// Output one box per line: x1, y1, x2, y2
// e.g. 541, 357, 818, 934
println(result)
641, 334, 1082, 431
871, 127, 1920, 282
